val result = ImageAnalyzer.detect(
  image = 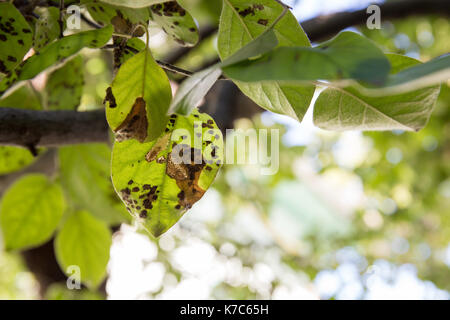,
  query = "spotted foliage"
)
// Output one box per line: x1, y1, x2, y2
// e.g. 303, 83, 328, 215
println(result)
0, 3, 33, 75
111, 110, 223, 237
0, 25, 113, 97
150, 1, 199, 47
82, 0, 149, 36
